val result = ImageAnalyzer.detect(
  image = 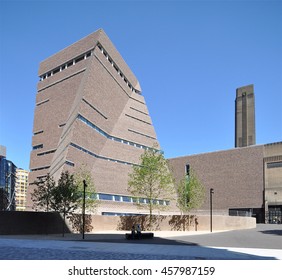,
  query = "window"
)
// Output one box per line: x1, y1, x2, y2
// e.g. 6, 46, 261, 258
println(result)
37, 149, 56, 156
67, 61, 73, 67
267, 162, 282, 169
33, 130, 43, 135
121, 196, 131, 203
36, 99, 49, 106
113, 64, 119, 72
53, 67, 60, 74
32, 144, 43, 150
75, 55, 84, 64
139, 198, 147, 204
65, 160, 74, 167
99, 193, 113, 201
31, 166, 50, 171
